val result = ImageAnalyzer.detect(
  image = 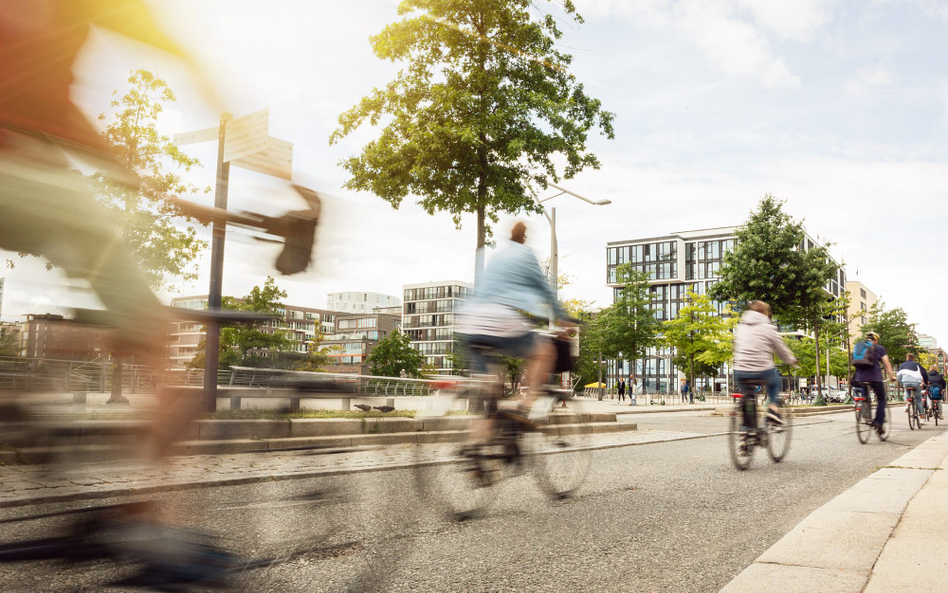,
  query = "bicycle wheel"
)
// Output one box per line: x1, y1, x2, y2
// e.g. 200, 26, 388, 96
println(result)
935, 402, 940, 426
878, 404, 892, 441
412, 384, 499, 521
855, 402, 869, 445
528, 393, 593, 499
767, 398, 792, 462
728, 399, 754, 471
908, 399, 916, 430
